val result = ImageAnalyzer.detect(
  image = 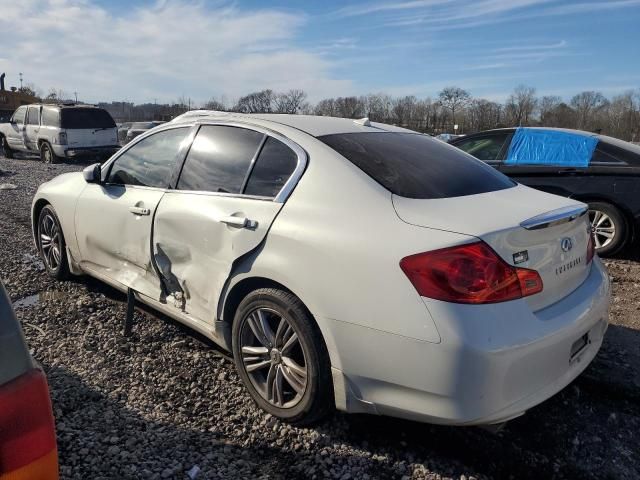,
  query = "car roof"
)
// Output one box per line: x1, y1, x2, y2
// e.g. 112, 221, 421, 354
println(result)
170, 111, 414, 137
